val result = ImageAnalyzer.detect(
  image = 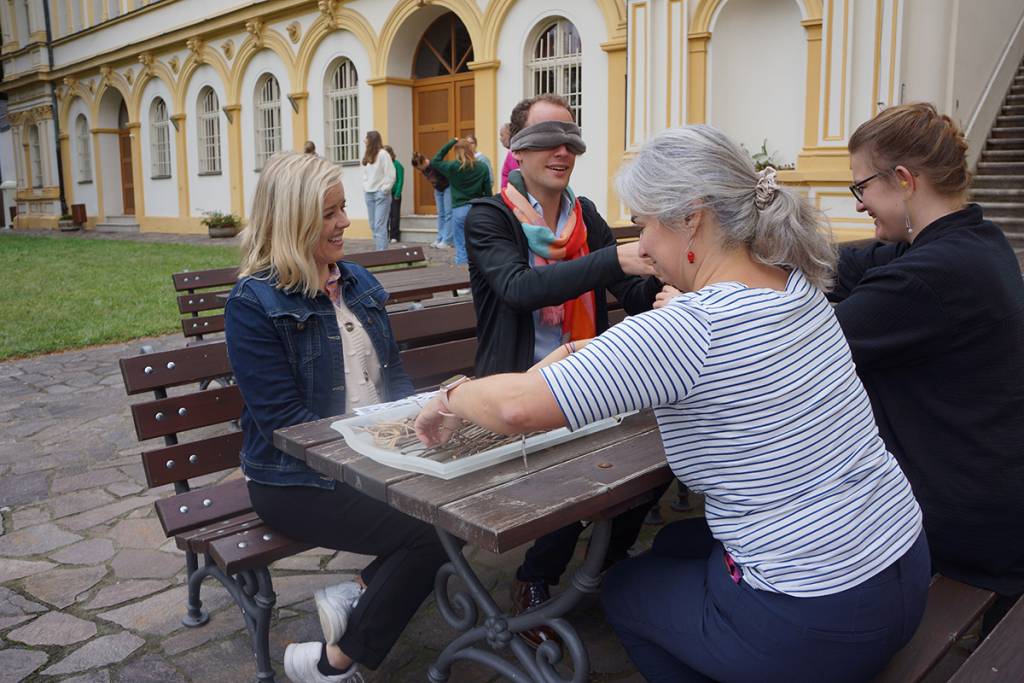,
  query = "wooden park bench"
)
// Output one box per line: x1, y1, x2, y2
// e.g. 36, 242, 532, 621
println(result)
948, 595, 1024, 681
173, 246, 427, 342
